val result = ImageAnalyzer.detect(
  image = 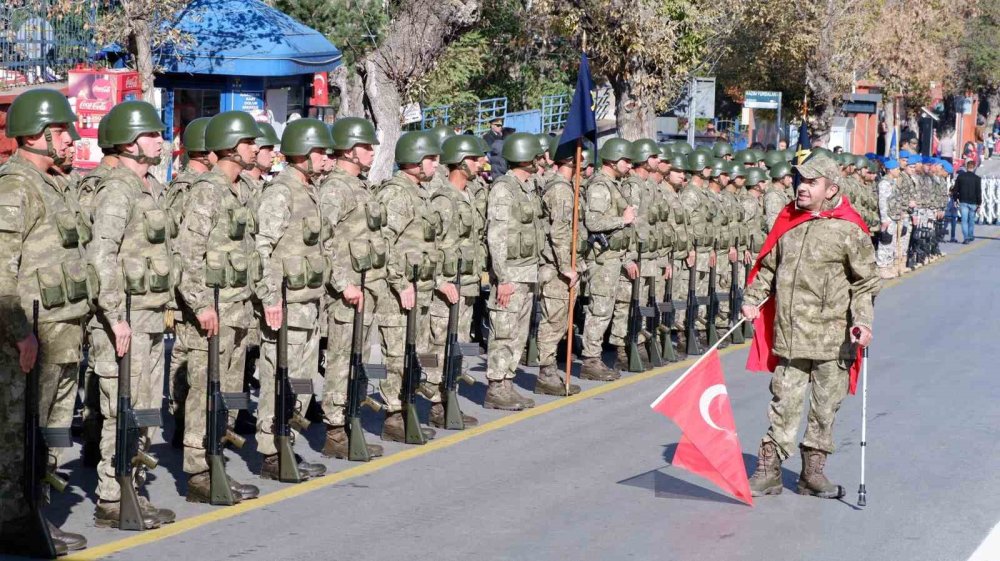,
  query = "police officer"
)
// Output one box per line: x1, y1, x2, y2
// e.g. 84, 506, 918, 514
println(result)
580, 138, 638, 379
375, 131, 459, 440
253, 118, 331, 479
175, 111, 262, 501
0, 88, 89, 552
87, 100, 176, 528
484, 132, 546, 409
